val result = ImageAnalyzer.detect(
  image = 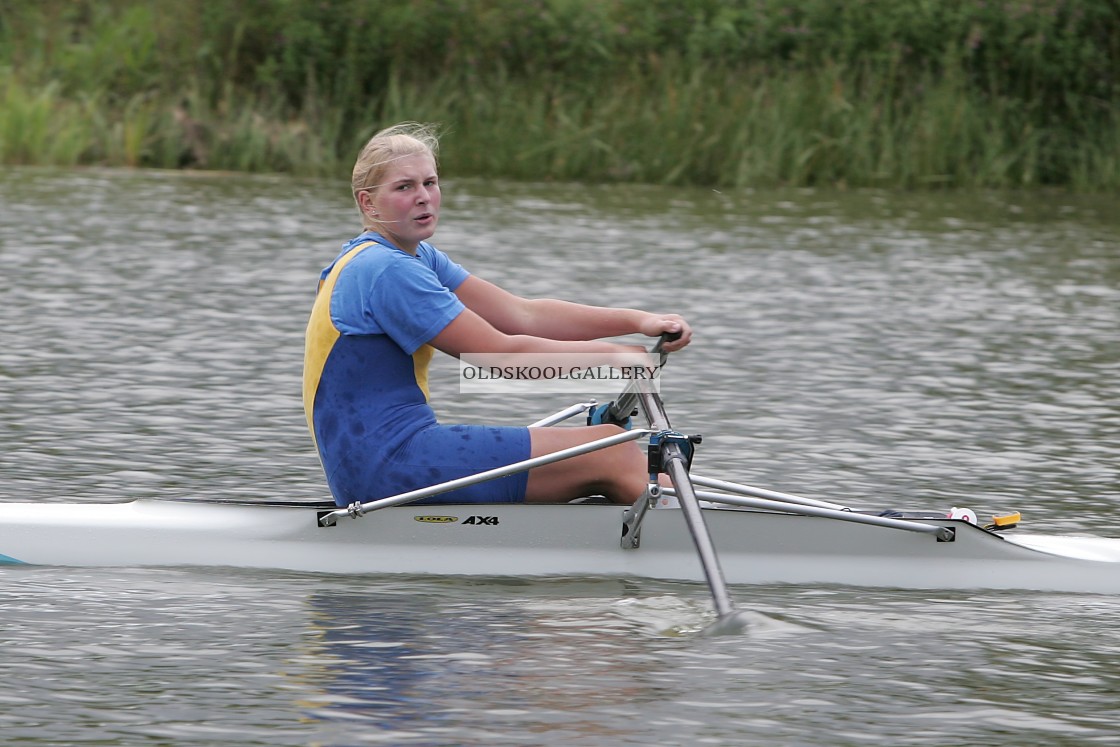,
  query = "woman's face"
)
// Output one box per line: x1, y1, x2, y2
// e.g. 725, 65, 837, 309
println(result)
366, 153, 441, 253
